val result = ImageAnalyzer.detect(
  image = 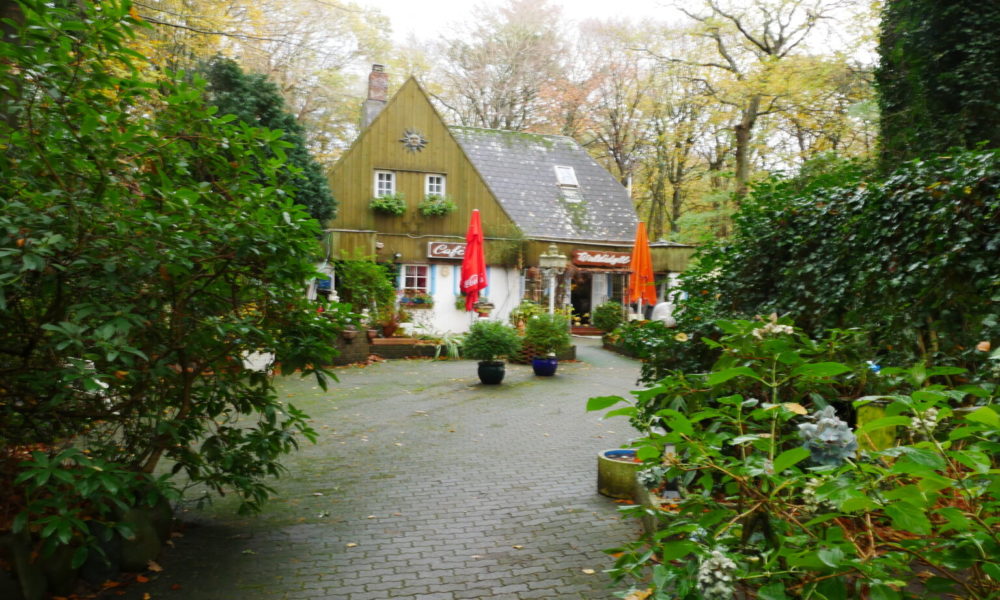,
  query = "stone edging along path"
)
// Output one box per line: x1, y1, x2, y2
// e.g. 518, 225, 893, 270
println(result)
101, 337, 643, 600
